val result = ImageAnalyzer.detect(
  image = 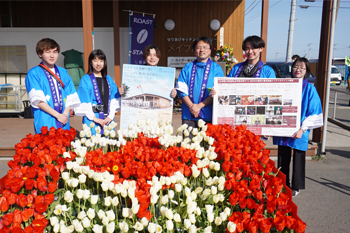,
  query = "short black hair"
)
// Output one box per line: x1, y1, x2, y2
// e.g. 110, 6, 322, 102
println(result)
242, 35, 265, 50
292, 57, 311, 79
292, 54, 300, 60
142, 44, 161, 60
192, 36, 212, 51
87, 49, 108, 77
